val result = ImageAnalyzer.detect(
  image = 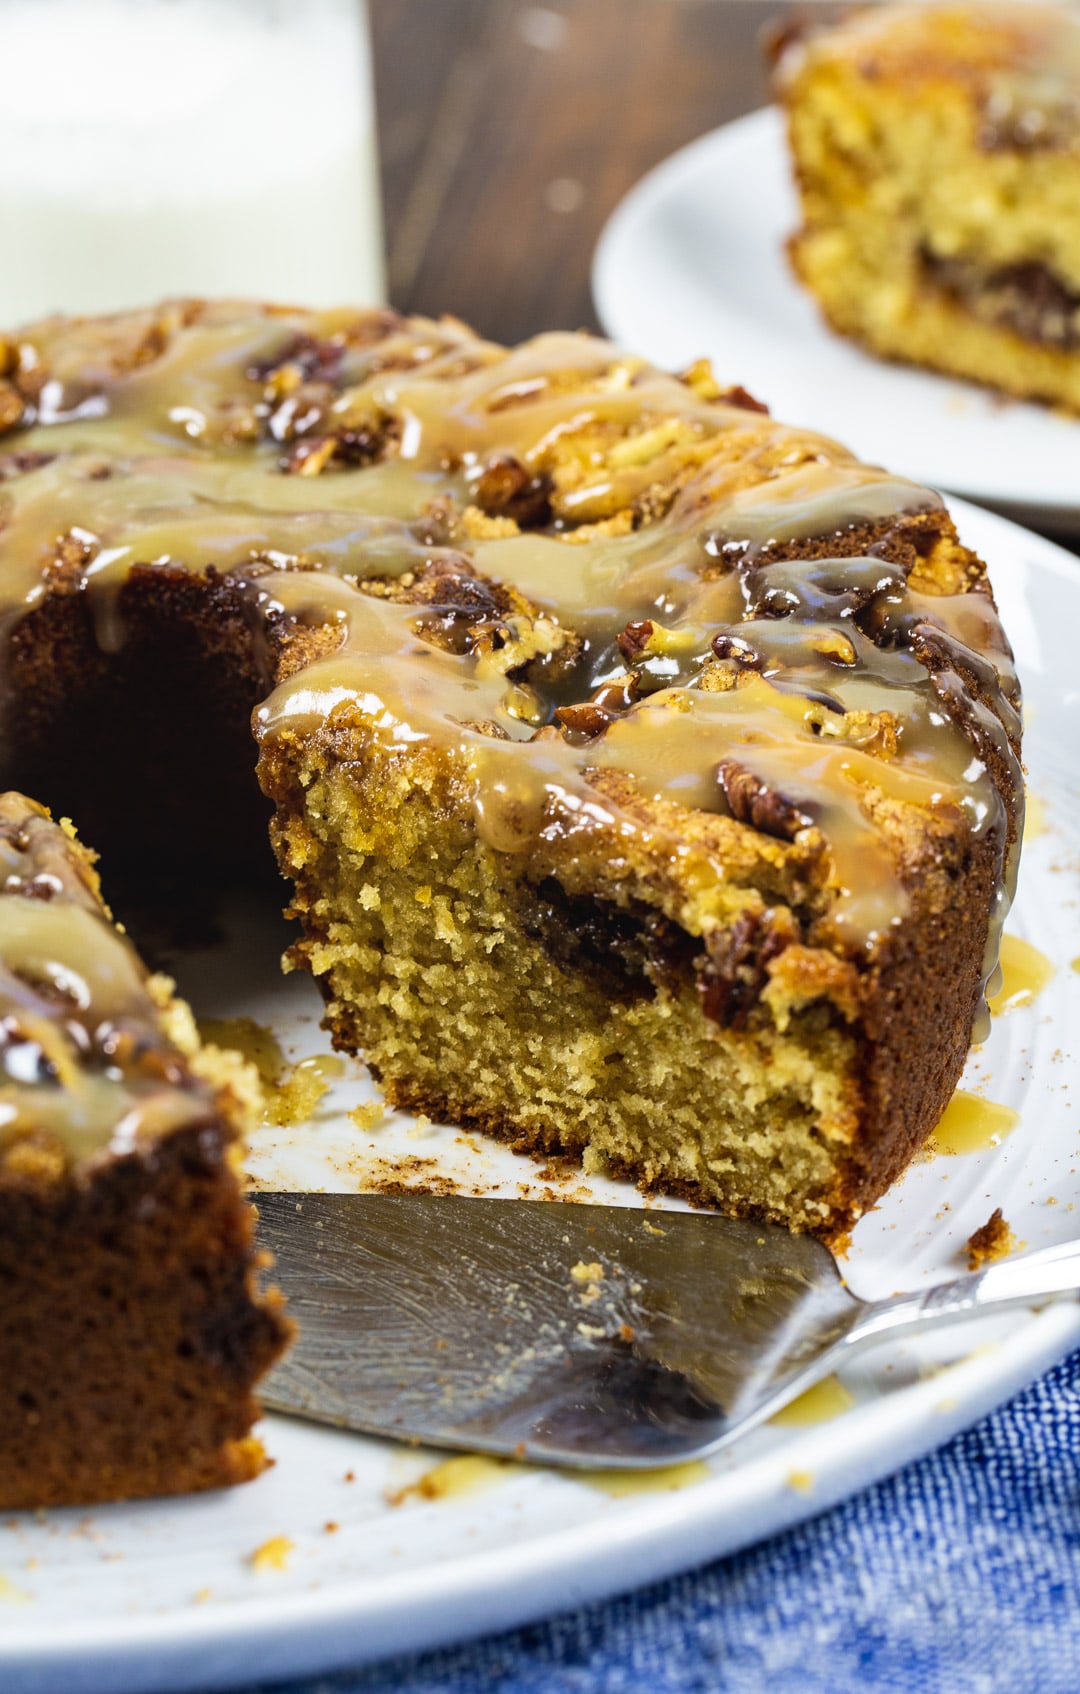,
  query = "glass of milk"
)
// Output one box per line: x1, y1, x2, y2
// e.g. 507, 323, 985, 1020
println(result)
0, 0, 385, 325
